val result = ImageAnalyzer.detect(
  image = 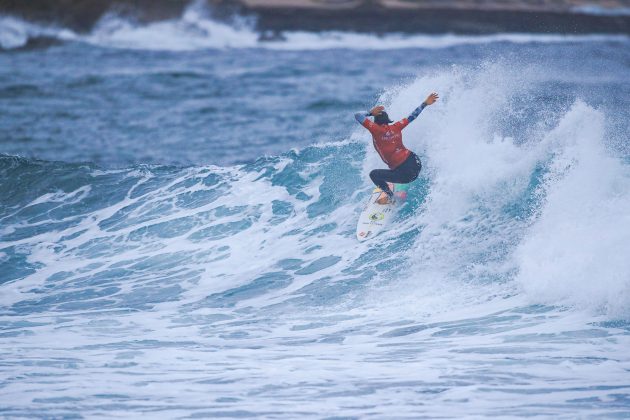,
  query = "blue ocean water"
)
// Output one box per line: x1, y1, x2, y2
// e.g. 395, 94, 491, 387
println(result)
1, 5, 630, 418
